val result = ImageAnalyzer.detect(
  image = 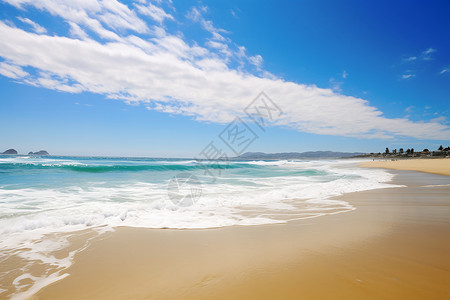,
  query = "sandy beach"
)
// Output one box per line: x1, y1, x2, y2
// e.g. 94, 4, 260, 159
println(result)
31, 168, 450, 300
360, 158, 450, 176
